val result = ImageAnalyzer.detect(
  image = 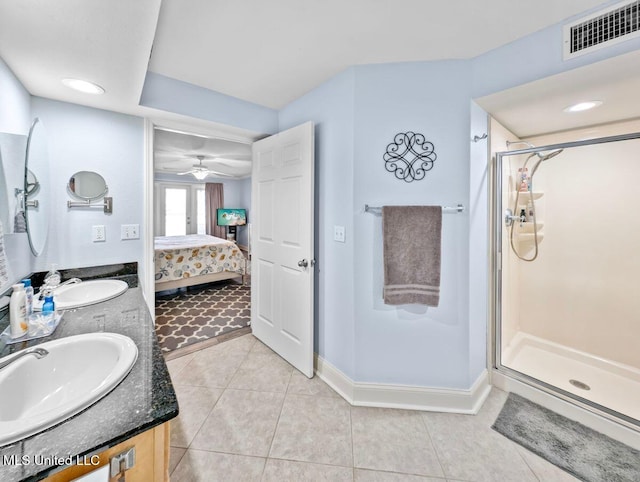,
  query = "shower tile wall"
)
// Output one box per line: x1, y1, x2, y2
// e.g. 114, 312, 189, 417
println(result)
522, 119, 640, 370
495, 117, 640, 372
